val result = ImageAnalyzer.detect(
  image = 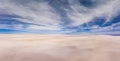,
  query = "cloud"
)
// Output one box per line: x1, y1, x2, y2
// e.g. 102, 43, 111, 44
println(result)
0, 0, 120, 34
0, 0, 61, 30
26, 25, 61, 30
91, 22, 120, 32
0, 24, 24, 30
66, 0, 120, 26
